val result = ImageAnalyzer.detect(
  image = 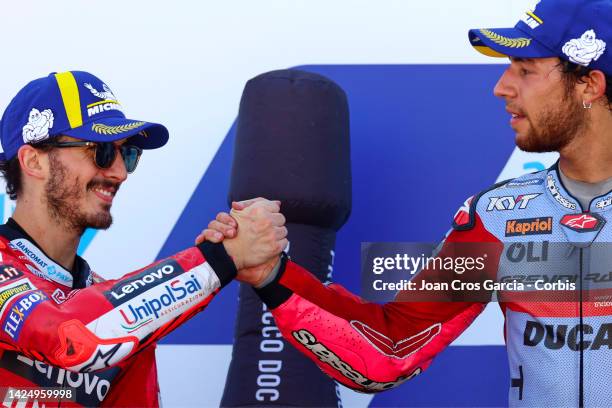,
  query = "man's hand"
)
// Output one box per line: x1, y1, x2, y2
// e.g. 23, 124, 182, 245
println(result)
197, 198, 287, 286
195, 198, 273, 244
